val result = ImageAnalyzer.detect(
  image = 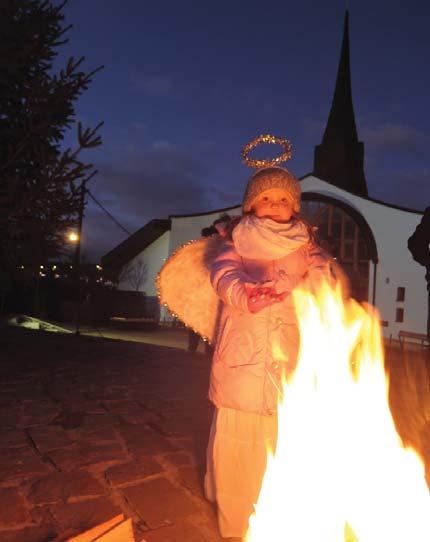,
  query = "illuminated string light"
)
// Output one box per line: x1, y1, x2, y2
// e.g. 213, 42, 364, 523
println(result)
241, 134, 292, 169
156, 238, 211, 343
